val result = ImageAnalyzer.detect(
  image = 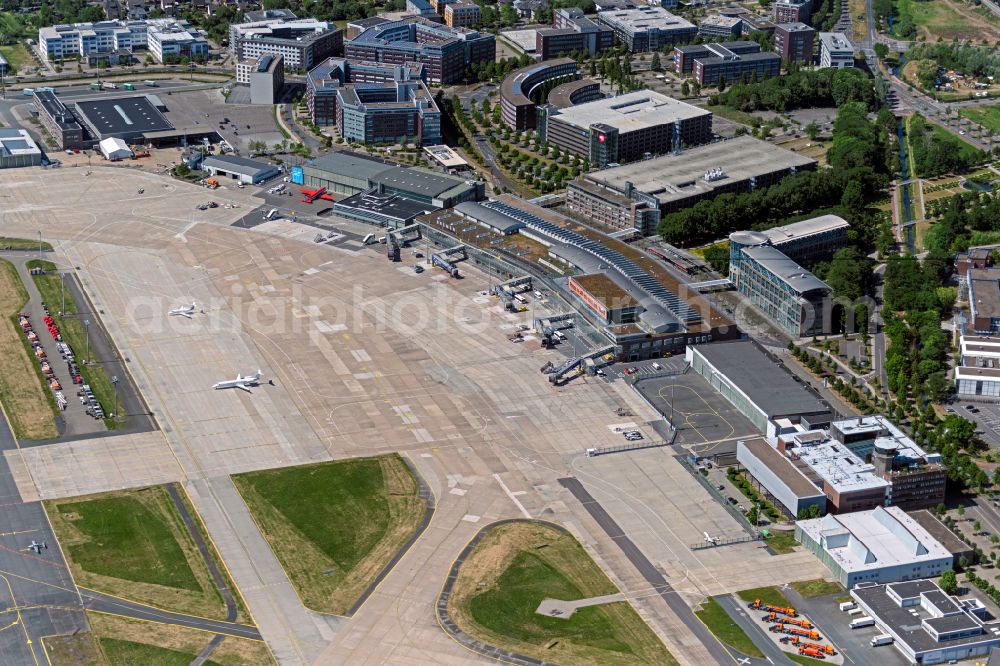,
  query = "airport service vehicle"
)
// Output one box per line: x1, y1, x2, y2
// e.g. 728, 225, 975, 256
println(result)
144, 80, 158, 86
414, 265, 424, 274
212, 370, 264, 392
362, 234, 375, 245
839, 602, 857, 612
749, 599, 798, 618
264, 209, 279, 221
849, 616, 875, 629
102, 82, 118, 90
513, 293, 527, 304
798, 646, 825, 659
22, 88, 35, 96
870, 635, 893, 647
123, 83, 135, 90
534, 290, 543, 299
88, 83, 101, 90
